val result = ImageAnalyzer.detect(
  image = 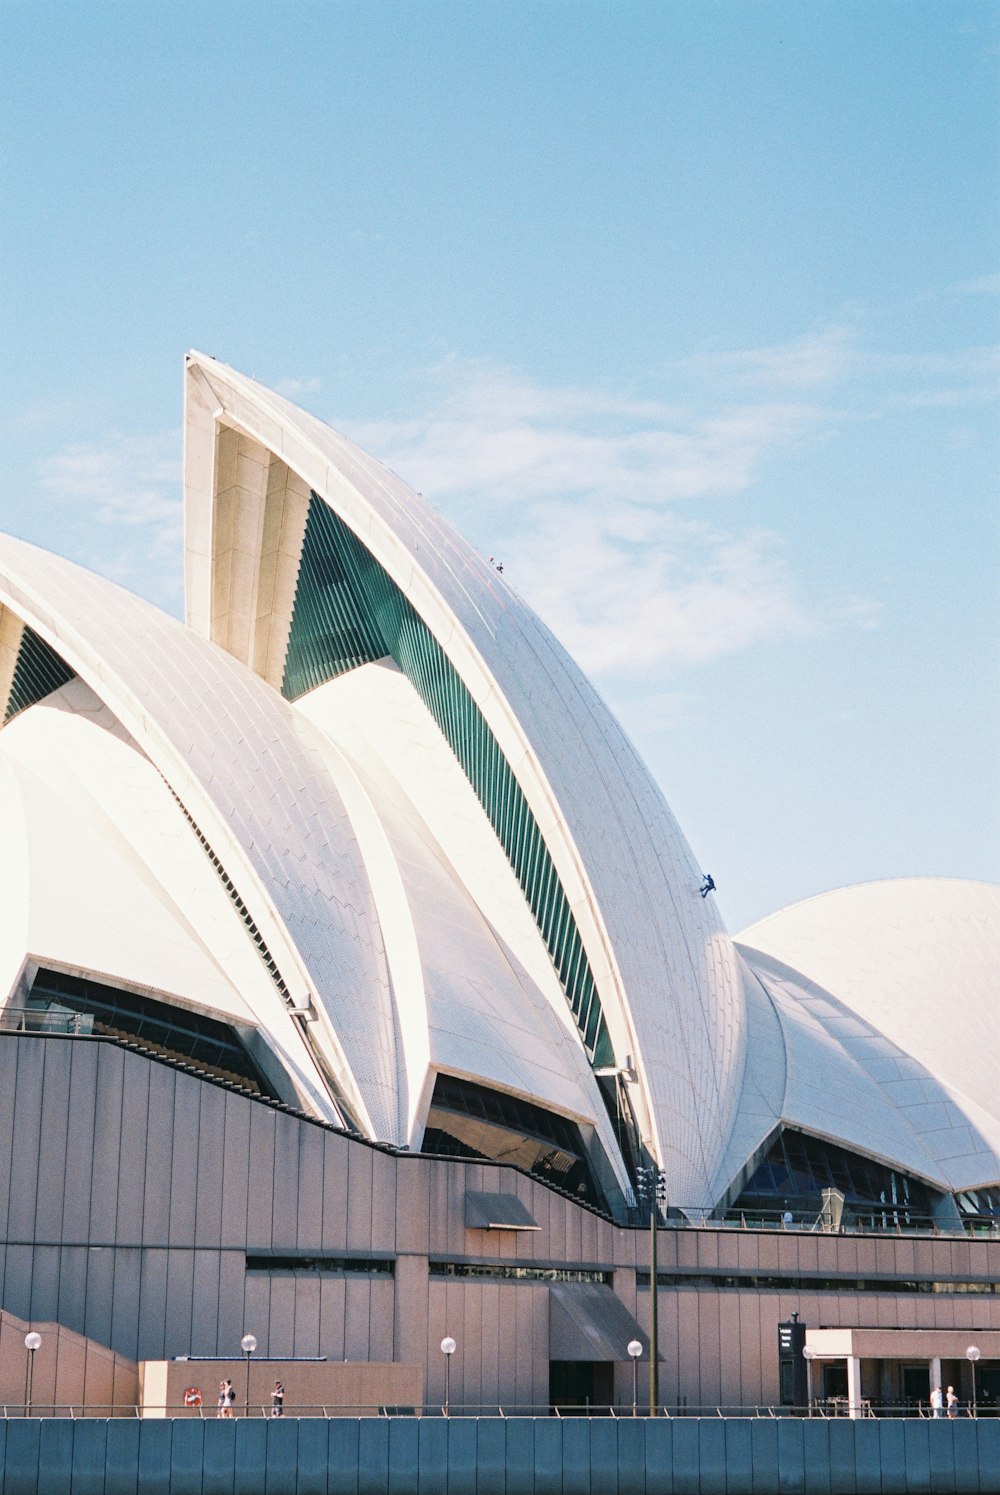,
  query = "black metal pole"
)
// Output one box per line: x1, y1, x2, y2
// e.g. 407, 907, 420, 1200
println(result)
649, 1199, 659, 1416
632, 1355, 638, 1417
245, 1352, 251, 1418
24, 1352, 33, 1417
